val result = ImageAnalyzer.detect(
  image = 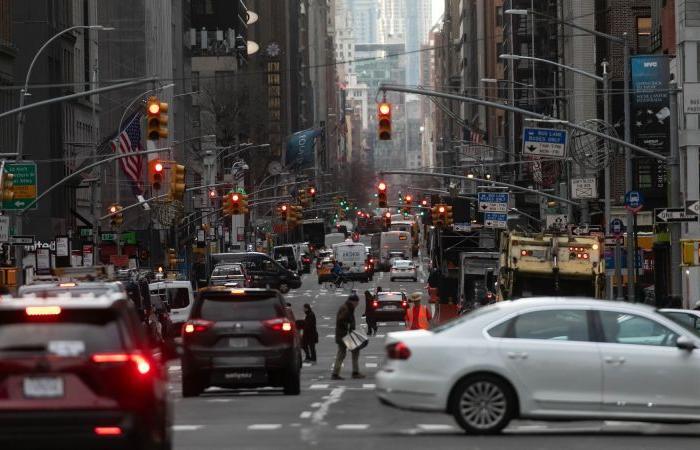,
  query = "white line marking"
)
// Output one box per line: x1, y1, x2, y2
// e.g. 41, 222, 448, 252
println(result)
300, 411, 312, 419
325, 334, 334, 338
303, 362, 312, 367
206, 399, 233, 403
362, 384, 376, 389
310, 384, 329, 390
378, 322, 387, 326
173, 425, 203, 431
376, 334, 386, 338
311, 402, 322, 408
168, 365, 181, 372
311, 387, 345, 425
365, 355, 378, 359
417, 424, 455, 431
247, 424, 282, 430
336, 424, 369, 430
365, 362, 378, 368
